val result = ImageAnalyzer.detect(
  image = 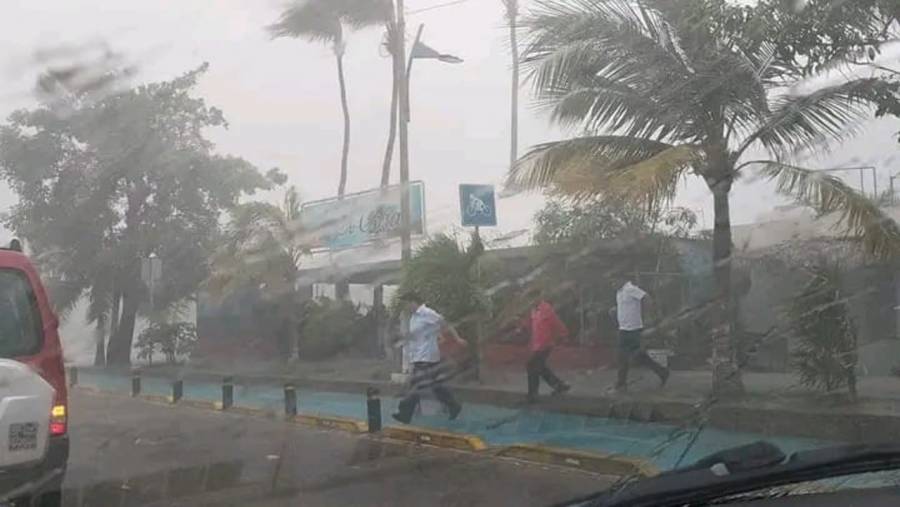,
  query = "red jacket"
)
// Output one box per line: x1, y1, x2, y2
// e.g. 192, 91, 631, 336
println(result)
529, 301, 569, 352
